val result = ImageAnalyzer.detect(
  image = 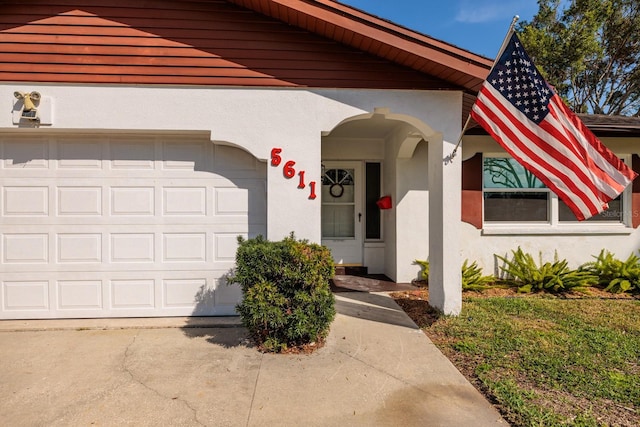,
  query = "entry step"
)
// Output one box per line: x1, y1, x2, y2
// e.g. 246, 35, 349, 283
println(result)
334, 265, 368, 276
